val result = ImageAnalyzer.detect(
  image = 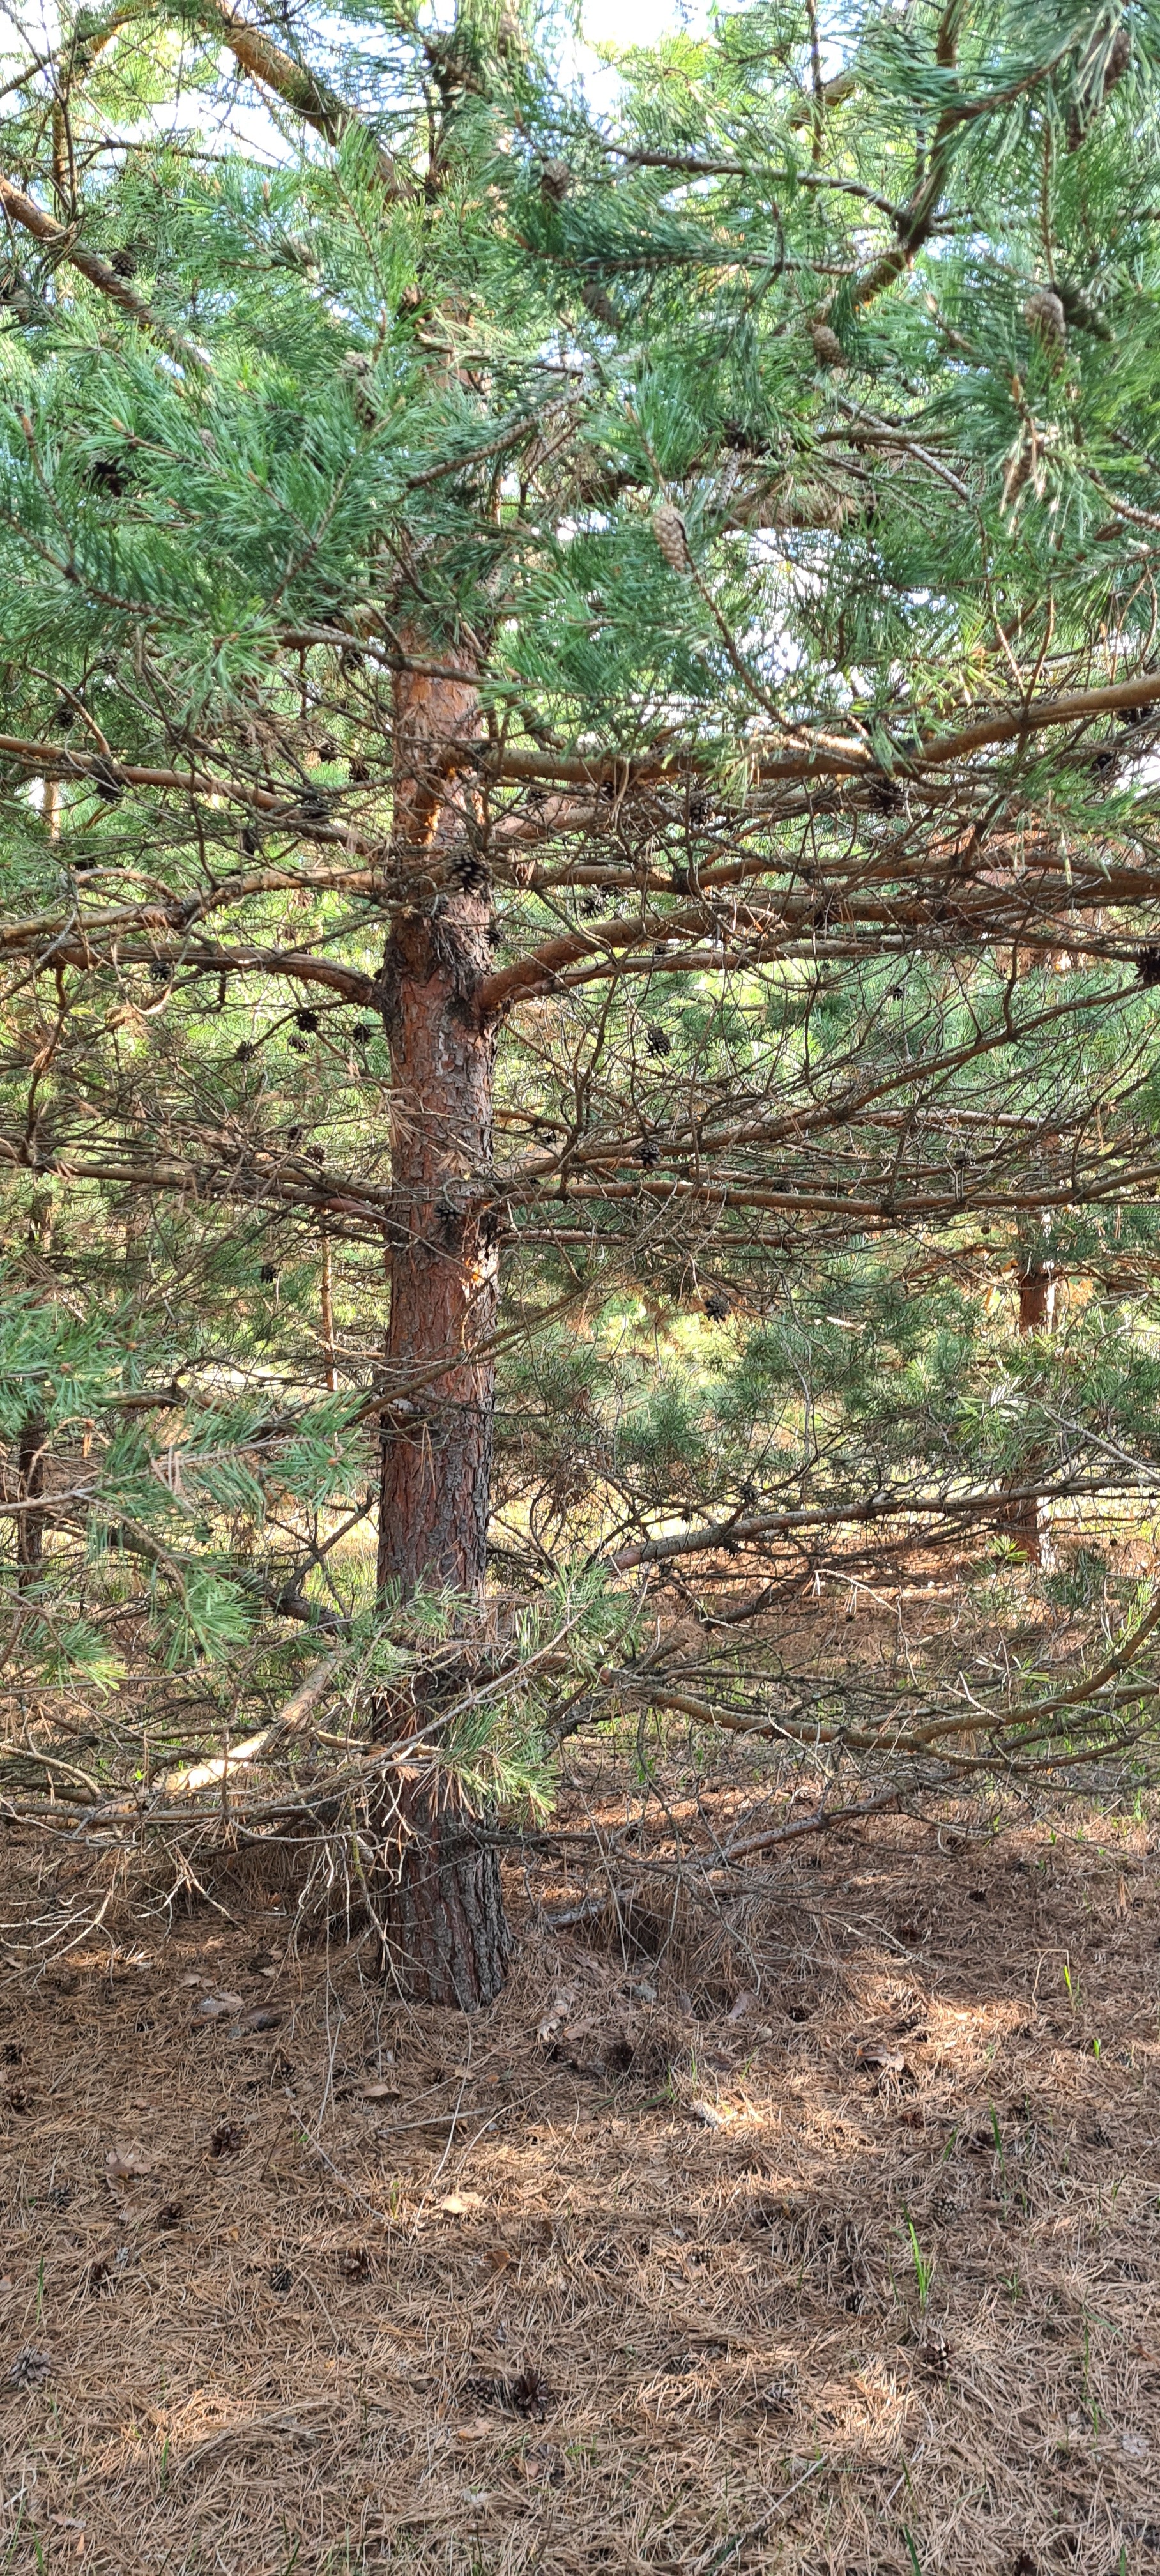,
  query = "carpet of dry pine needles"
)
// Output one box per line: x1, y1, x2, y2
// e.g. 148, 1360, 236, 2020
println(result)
3, 1718, 1159, 2576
